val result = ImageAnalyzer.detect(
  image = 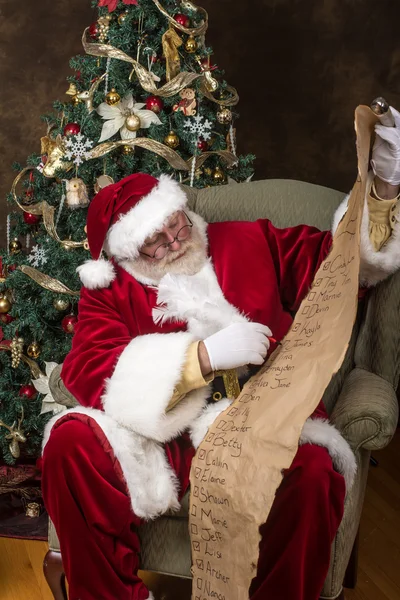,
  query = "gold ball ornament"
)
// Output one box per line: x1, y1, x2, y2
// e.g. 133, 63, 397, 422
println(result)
164, 130, 180, 149
27, 342, 41, 359
9, 239, 22, 255
185, 36, 198, 53
121, 145, 135, 155
204, 167, 212, 176
53, 298, 71, 312
0, 295, 11, 314
106, 88, 121, 106
213, 166, 226, 183
118, 11, 128, 25
125, 114, 141, 132
217, 107, 233, 125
